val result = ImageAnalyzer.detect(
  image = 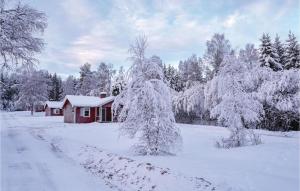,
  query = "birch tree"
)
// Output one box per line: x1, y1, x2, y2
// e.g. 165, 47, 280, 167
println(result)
0, 0, 47, 68
113, 36, 182, 155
